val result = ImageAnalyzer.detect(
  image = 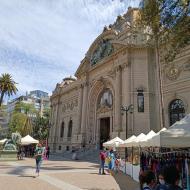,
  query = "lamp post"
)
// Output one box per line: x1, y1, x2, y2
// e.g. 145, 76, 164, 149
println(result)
121, 104, 134, 162
121, 104, 134, 139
